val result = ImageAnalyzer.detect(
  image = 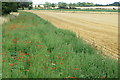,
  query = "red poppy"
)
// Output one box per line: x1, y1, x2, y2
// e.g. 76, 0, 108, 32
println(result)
103, 76, 106, 78
14, 63, 17, 65
27, 59, 30, 61
2, 60, 5, 62
62, 55, 64, 57
46, 67, 49, 68
25, 69, 28, 71
24, 61, 26, 62
74, 68, 77, 70
25, 53, 29, 55
18, 51, 22, 53
39, 45, 42, 46
20, 53, 24, 55
10, 64, 13, 66
65, 77, 69, 78
48, 51, 50, 52
36, 41, 40, 43
71, 77, 76, 79
54, 63, 57, 64
62, 59, 64, 60
60, 63, 63, 64
18, 57, 23, 58
17, 59, 20, 61
52, 67, 56, 70
58, 57, 60, 58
